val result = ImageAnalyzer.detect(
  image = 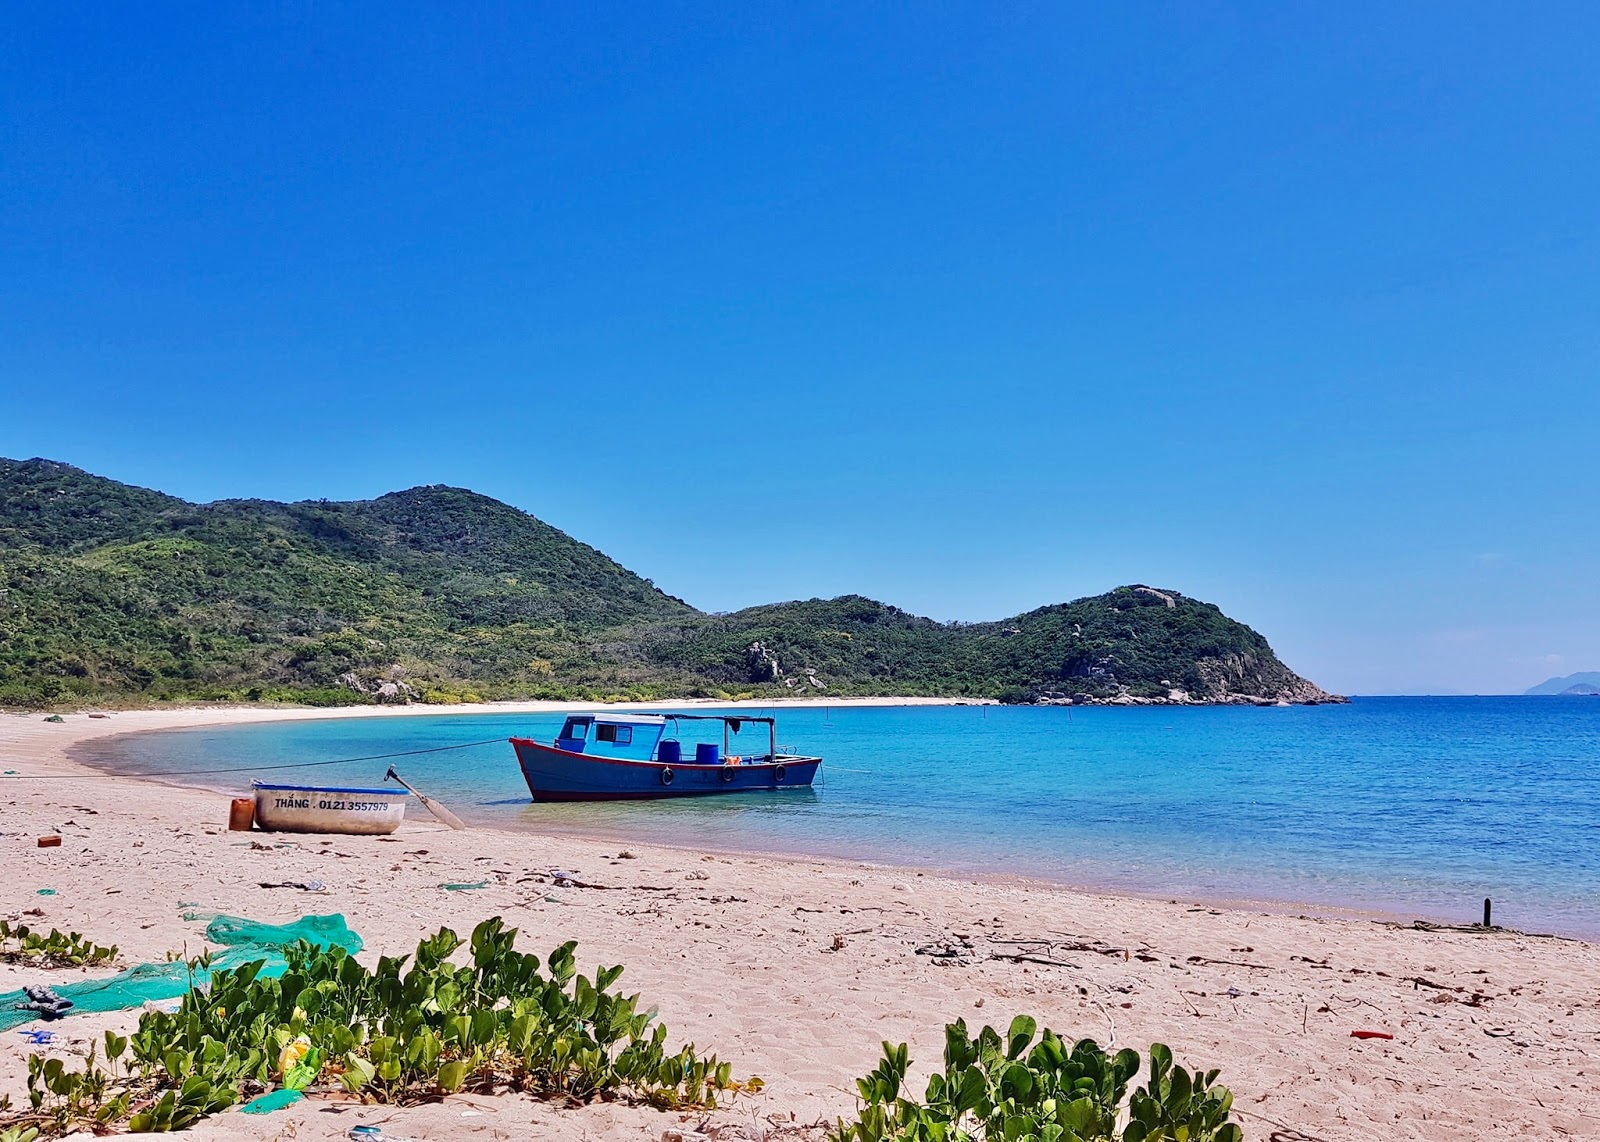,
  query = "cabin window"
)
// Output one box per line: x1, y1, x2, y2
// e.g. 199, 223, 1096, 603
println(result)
560, 718, 590, 740
596, 723, 633, 745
